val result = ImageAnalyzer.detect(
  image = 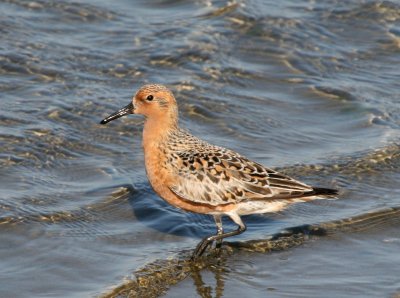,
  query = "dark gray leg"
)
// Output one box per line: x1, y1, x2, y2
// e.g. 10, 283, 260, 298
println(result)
192, 213, 246, 260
